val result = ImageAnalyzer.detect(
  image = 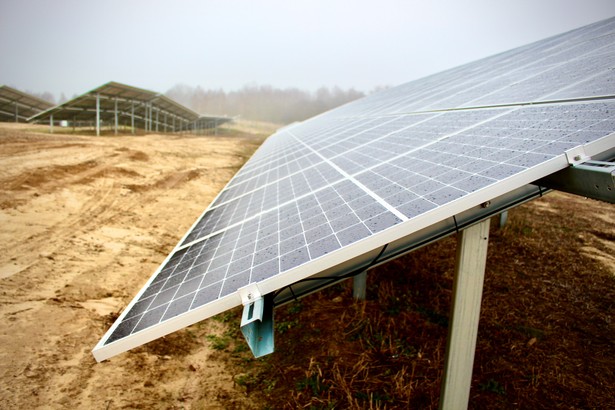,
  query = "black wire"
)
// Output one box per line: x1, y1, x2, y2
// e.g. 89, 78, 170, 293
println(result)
272, 243, 389, 304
